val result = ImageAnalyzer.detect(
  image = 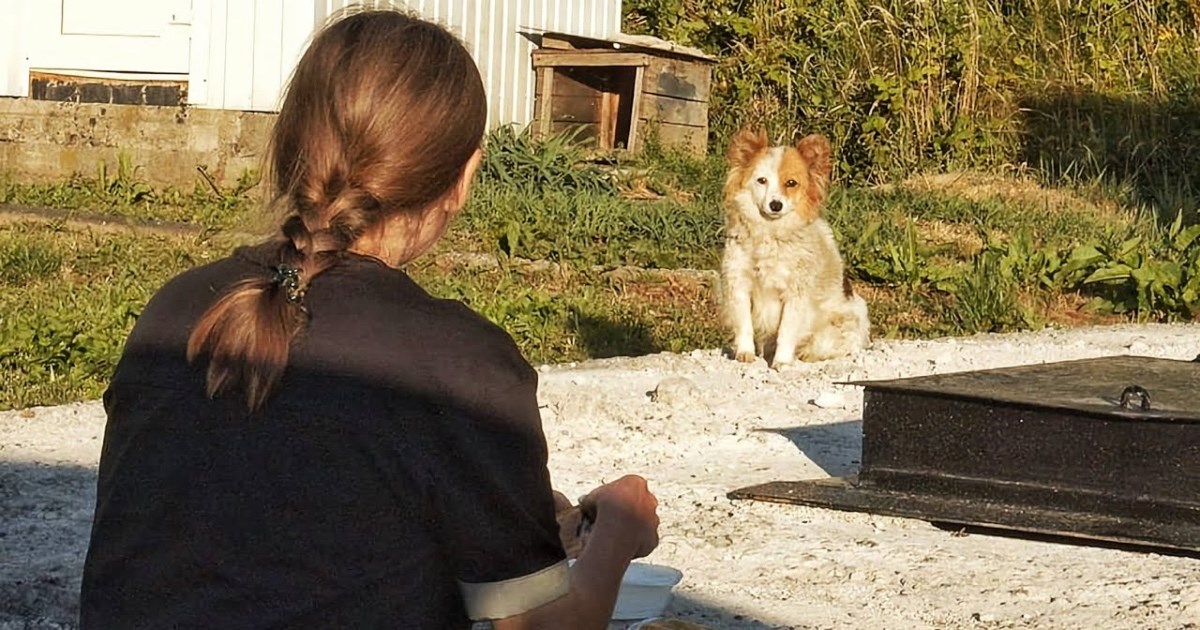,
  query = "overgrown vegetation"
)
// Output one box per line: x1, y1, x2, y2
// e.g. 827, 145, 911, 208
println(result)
456, 127, 725, 269
624, 0, 1200, 216
5, 126, 1193, 409
8, 0, 1200, 408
